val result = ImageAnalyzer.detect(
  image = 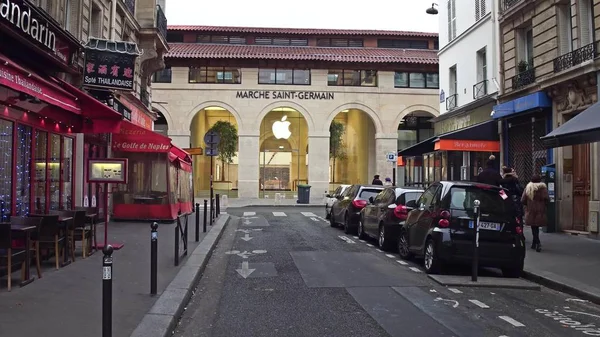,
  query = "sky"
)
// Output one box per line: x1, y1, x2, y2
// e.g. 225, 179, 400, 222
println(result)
165, 0, 439, 33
